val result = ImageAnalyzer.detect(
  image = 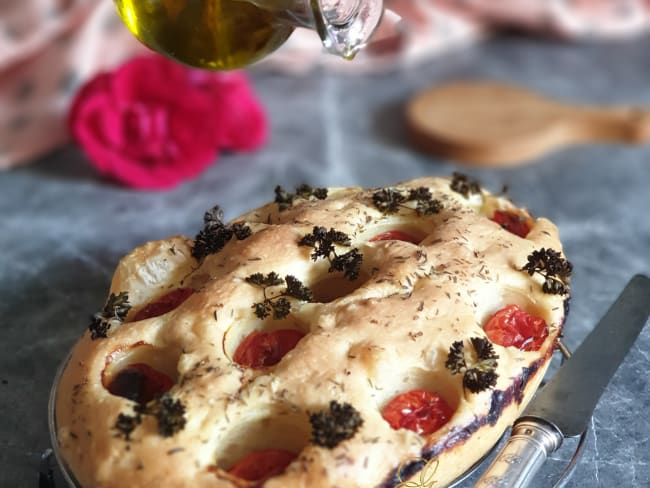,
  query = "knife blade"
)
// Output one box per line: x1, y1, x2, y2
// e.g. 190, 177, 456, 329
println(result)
474, 274, 650, 488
